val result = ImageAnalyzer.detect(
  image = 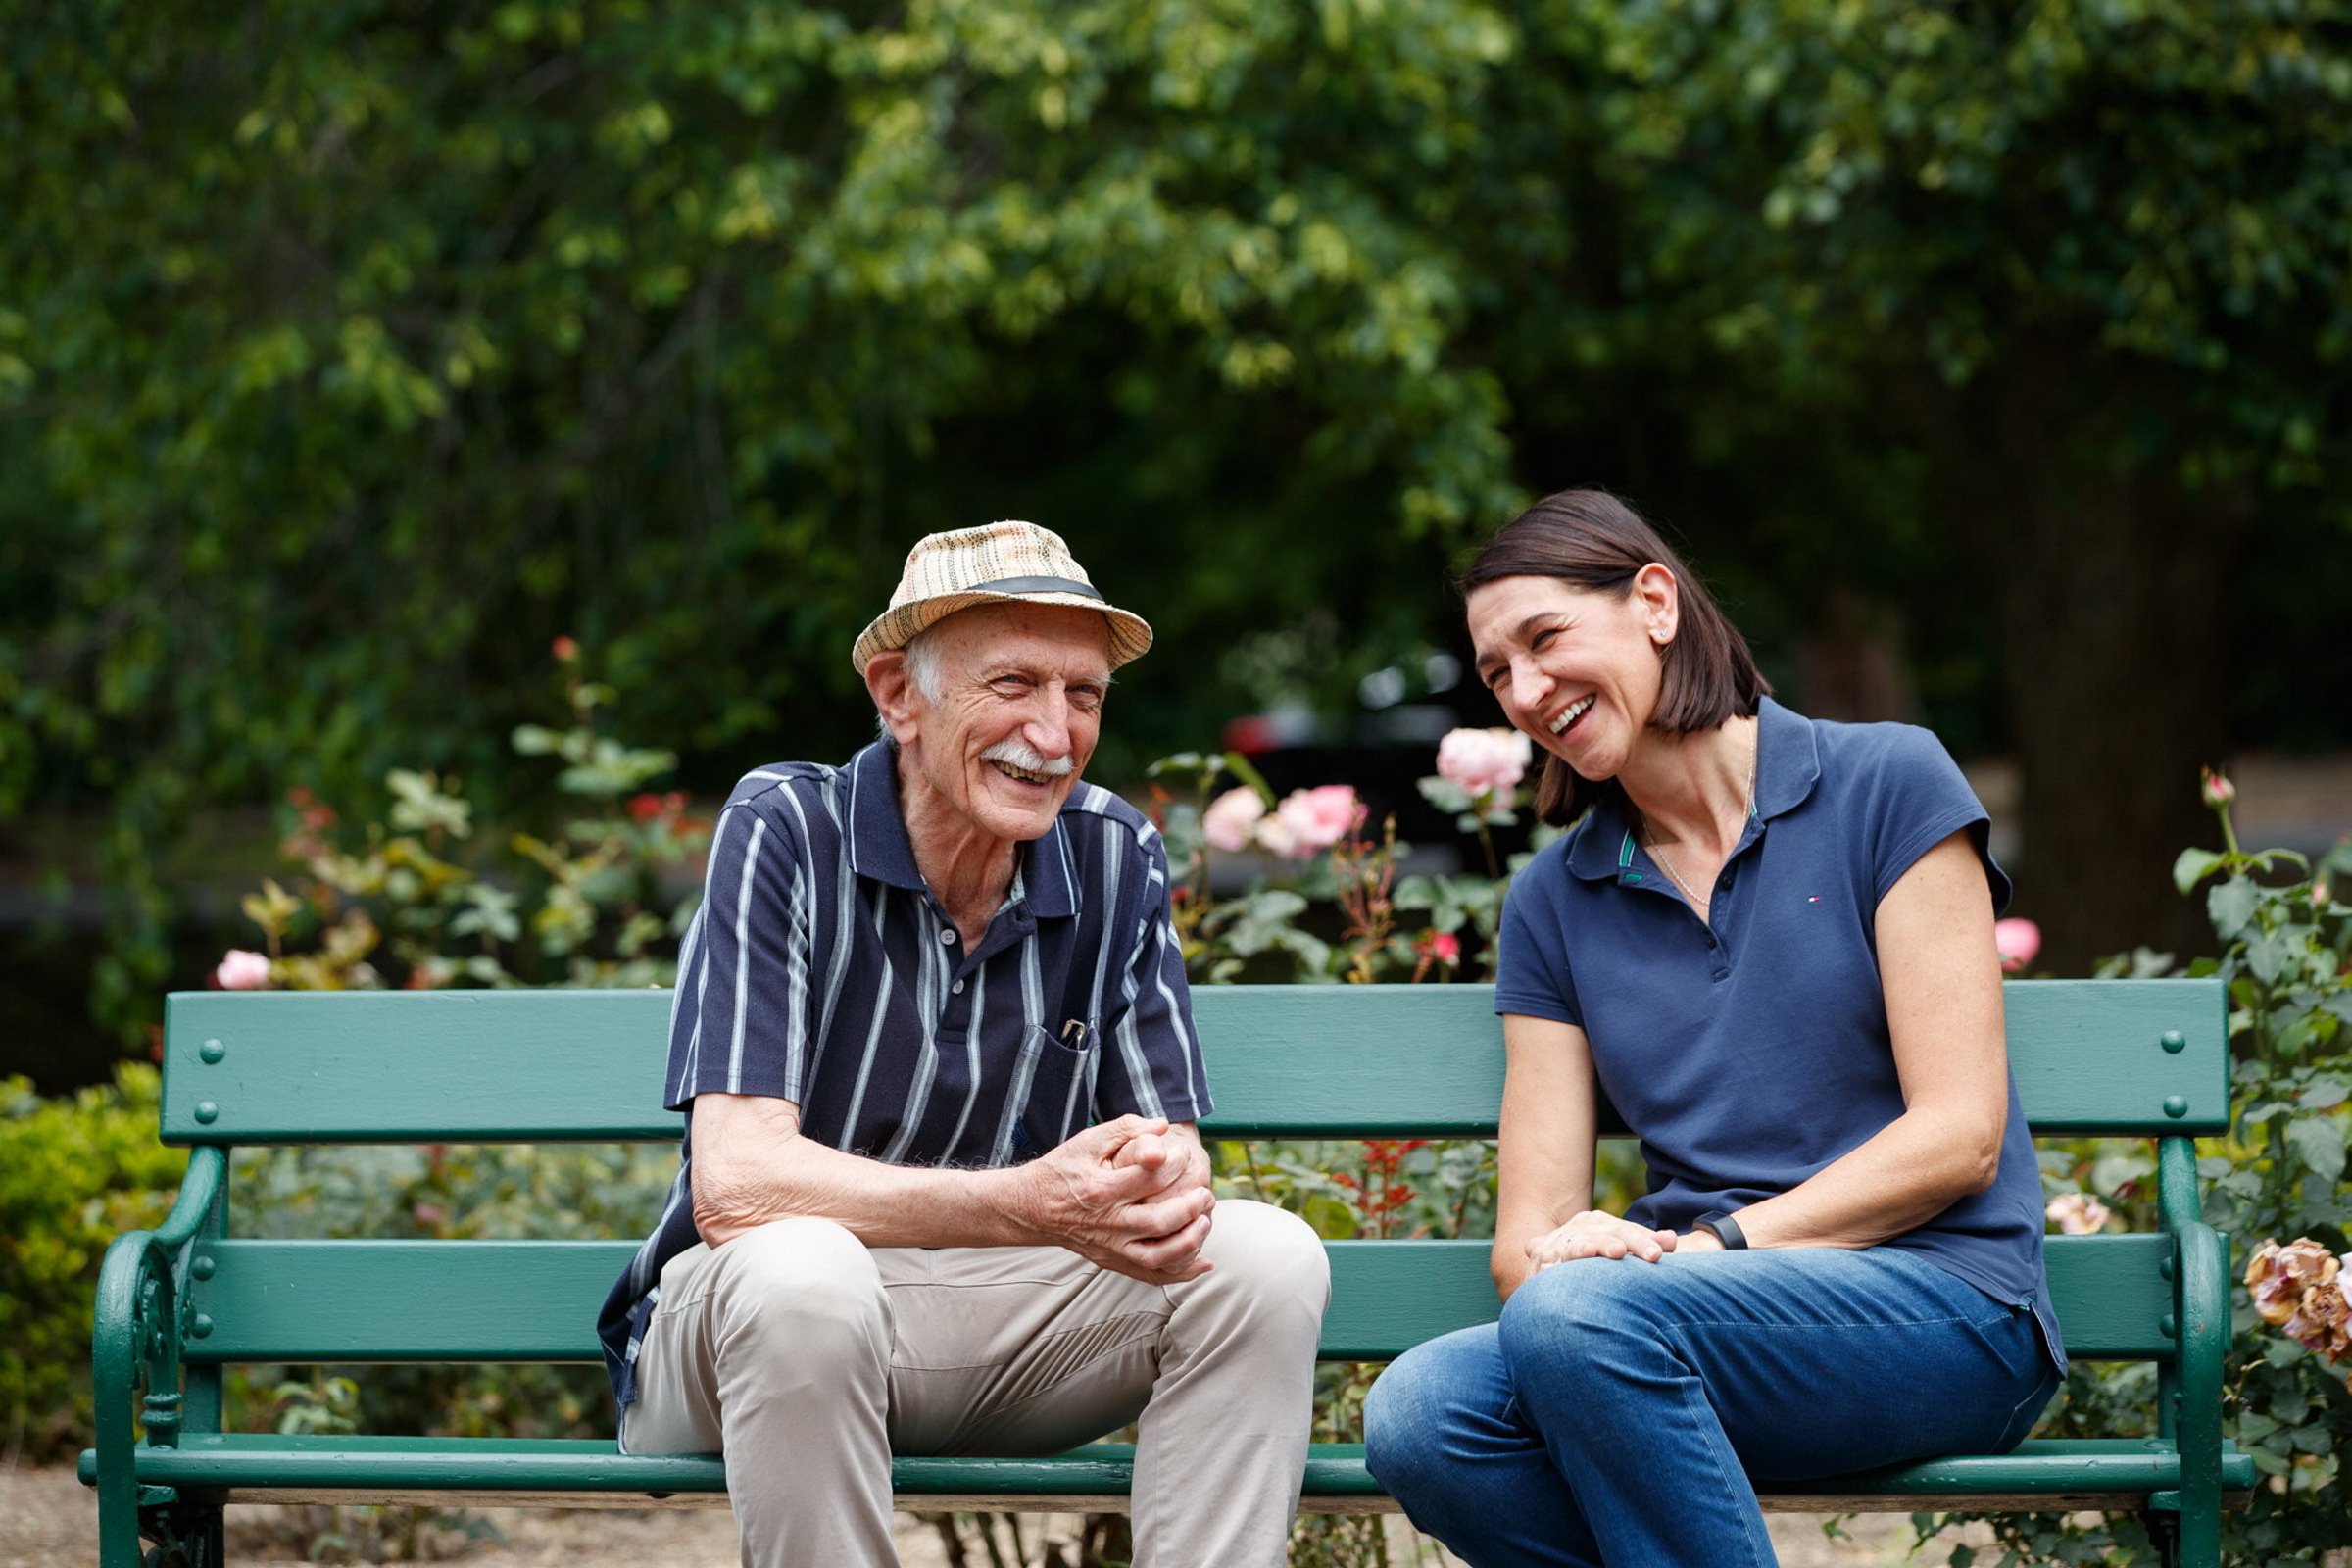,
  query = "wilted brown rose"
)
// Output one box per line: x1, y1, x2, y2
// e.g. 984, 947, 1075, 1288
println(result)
2245, 1238, 2341, 1326
2284, 1279, 2352, 1361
